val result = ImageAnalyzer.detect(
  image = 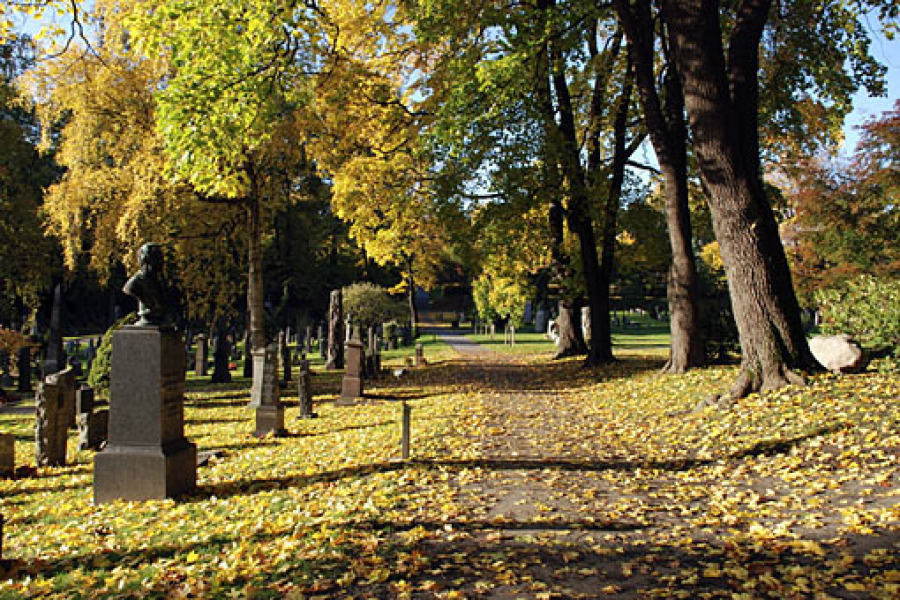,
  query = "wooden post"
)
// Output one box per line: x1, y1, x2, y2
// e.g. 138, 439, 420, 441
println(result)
401, 402, 411, 460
